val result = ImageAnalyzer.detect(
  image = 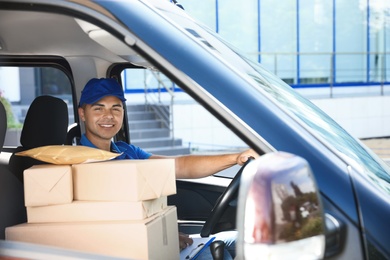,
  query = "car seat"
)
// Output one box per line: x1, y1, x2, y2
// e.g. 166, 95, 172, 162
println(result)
8, 95, 69, 183
0, 101, 27, 239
